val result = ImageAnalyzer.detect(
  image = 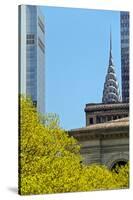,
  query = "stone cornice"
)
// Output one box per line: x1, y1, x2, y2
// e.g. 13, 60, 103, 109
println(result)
69, 129, 129, 141
68, 118, 129, 141
85, 102, 129, 112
